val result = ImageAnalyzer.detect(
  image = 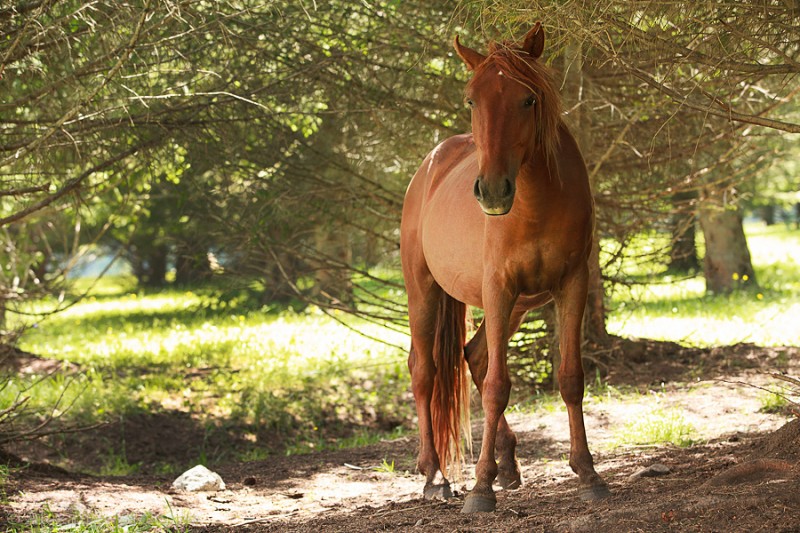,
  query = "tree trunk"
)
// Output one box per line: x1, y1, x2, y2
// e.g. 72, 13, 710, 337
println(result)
758, 205, 776, 226
584, 239, 608, 343
174, 240, 210, 285
303, 114, 355, 308
699, 204, 757, 293
131, 243, 169, 288
312, 225, 353, 306
260, 249, 300, 305
561, 39, 608, 344
668, 191, 700, 273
